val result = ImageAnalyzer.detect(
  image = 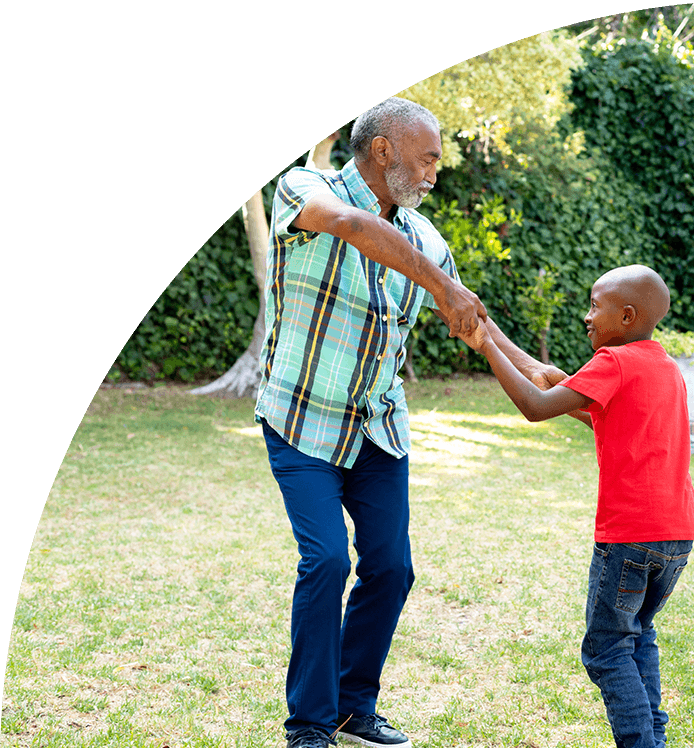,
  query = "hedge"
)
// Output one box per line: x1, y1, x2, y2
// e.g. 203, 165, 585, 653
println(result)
408, 133, 658, 376
568, 35, 694, 329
